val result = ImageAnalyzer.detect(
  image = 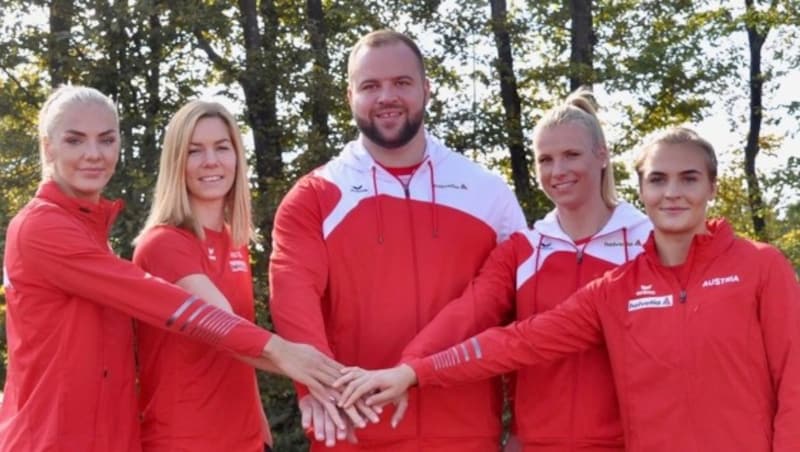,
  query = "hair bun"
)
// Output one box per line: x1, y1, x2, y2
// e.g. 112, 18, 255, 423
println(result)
564, 85, 599, 117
